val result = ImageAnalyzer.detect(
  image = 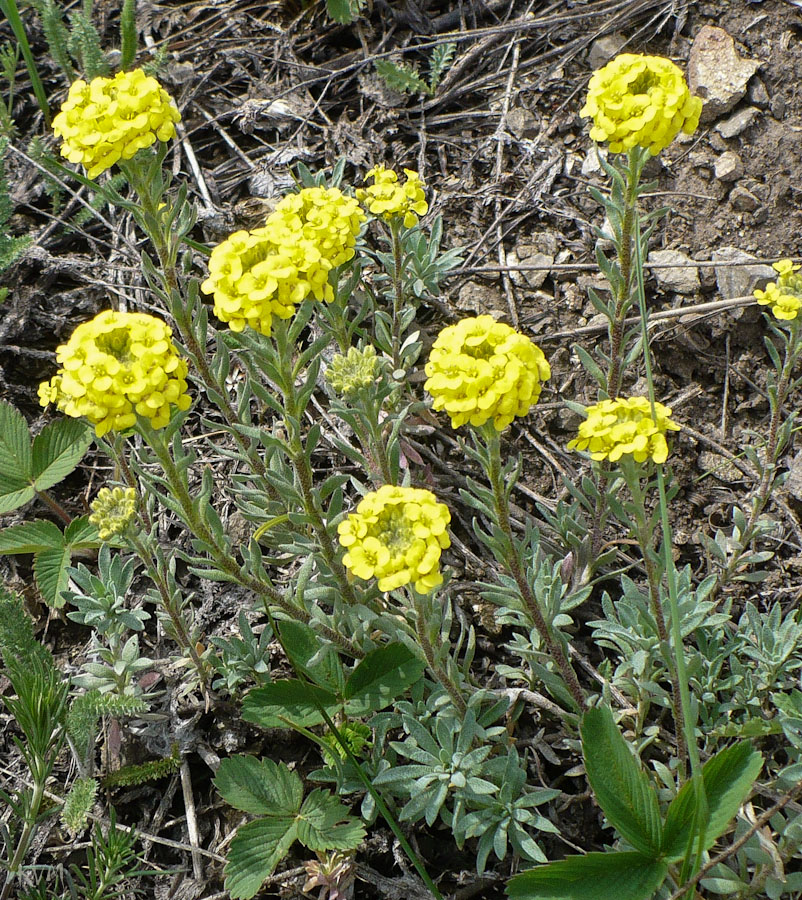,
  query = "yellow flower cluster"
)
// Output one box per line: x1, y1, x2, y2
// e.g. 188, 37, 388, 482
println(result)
754, 259, 802, 321
581, 54, 702, 155
201, 187, 365, 335
38, 310, 191, 437
52, 69, 181, 179
567, 396, 681, 464
424, 316, 551, 431
338, 485, 451, 593
89, 487, 137, 540
356, 165, 428, 228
